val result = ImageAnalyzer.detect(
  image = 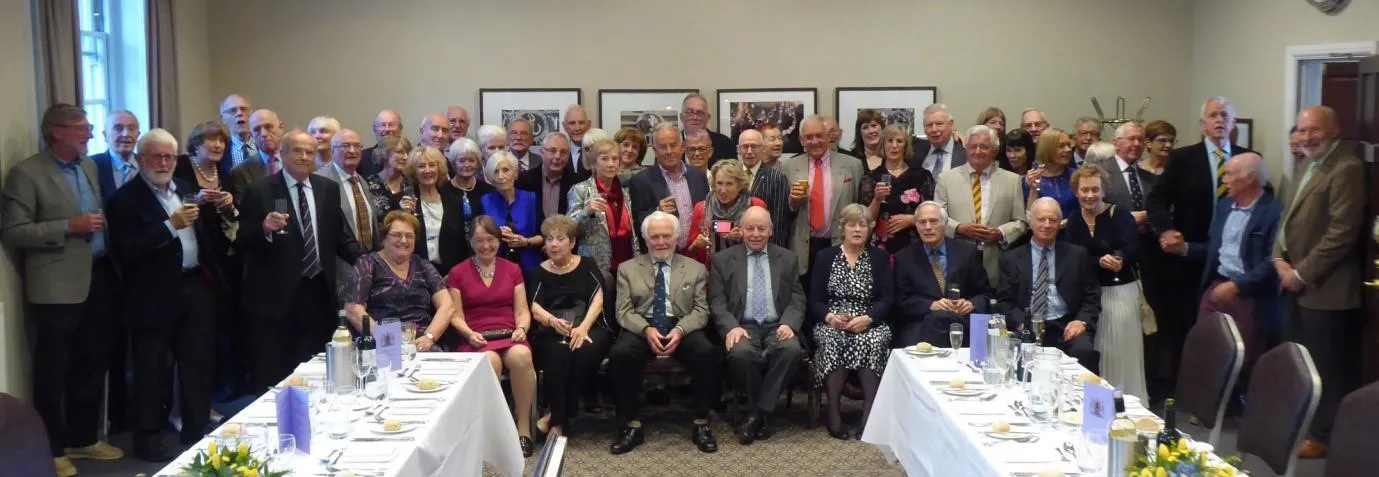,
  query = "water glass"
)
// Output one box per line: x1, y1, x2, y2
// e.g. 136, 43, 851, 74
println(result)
1028, 378, 1062, 430
326, 394, 351, 440
269, 434, 297, 472
1003, 338, 1021, 386
401, 322, 418, 361
1073, 429, 1107, 473
948, 323, 964, 350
